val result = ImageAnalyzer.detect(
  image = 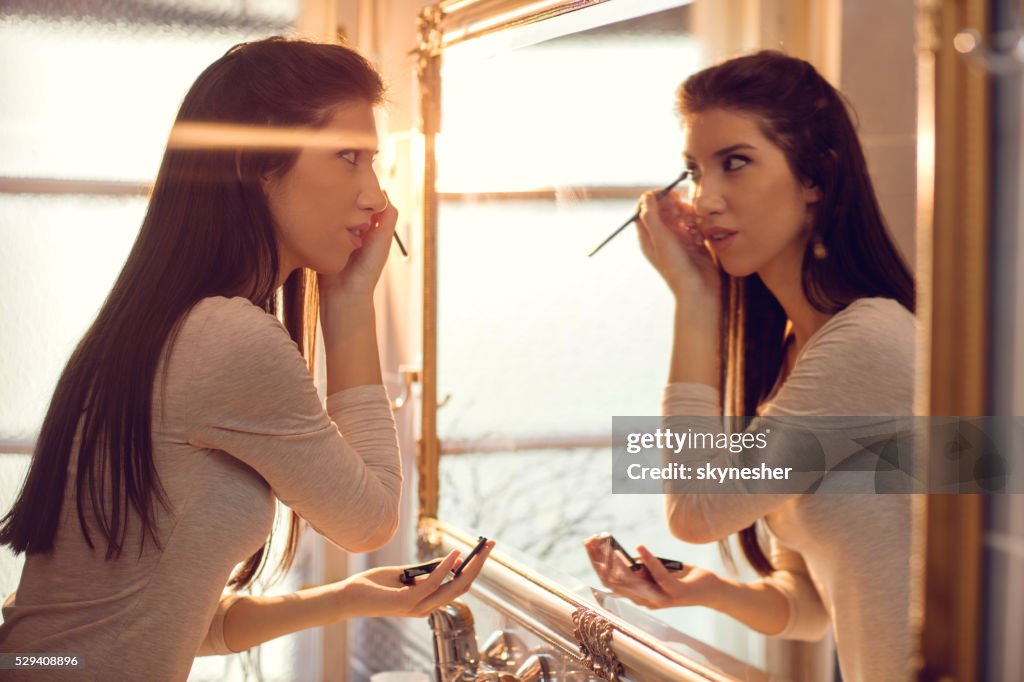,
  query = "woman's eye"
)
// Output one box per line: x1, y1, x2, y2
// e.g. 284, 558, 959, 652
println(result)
337, 150, 359, 166
685, 164, 701, 181
724, 155, 750, 171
